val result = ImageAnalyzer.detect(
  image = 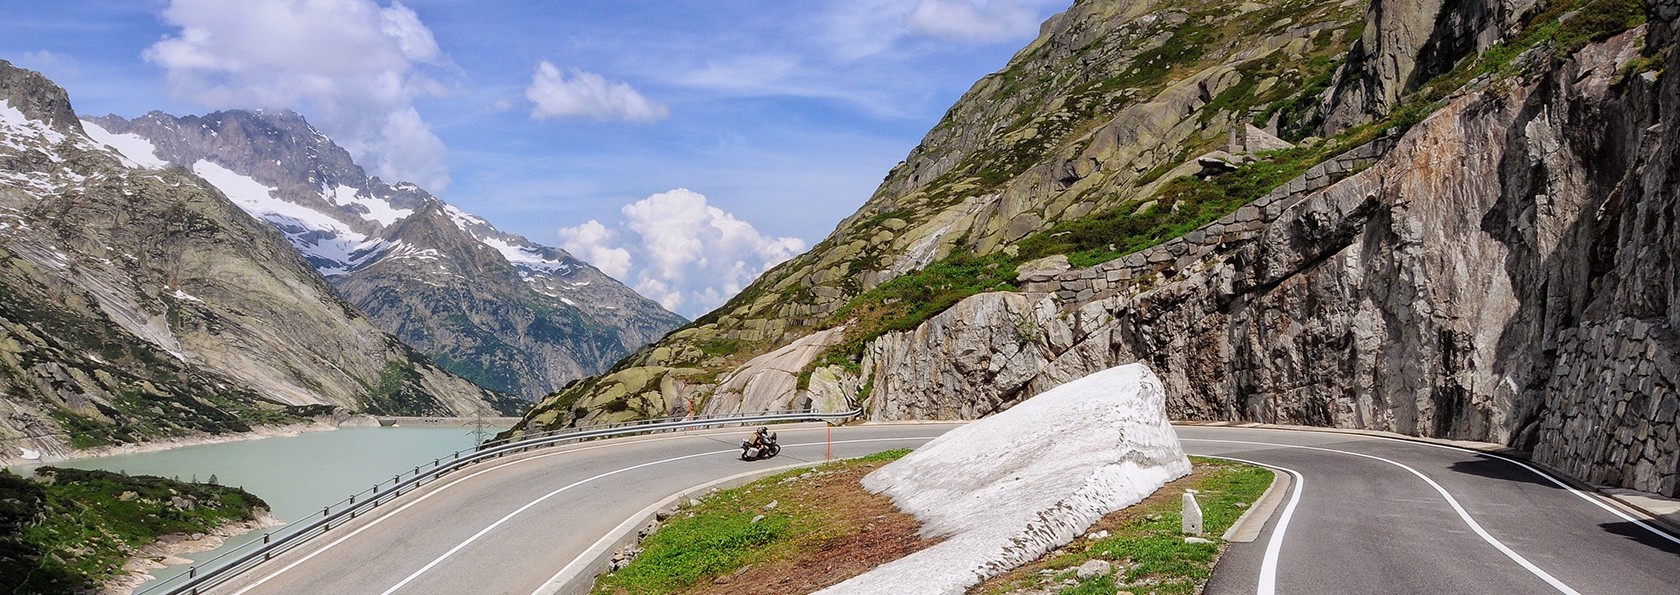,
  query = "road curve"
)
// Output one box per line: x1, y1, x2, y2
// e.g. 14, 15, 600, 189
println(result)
203, 423, 1680, 595
1186, 425, 1680, 595
206, 423, 957, 595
